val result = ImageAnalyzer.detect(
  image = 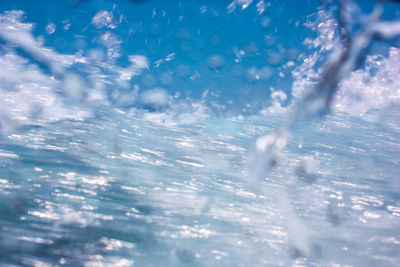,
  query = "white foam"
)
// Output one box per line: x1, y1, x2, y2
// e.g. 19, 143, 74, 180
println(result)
334, 47, 400, 116
137, 100, 210, 126
0, 10, 155, 132
292, 8, 400, 118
